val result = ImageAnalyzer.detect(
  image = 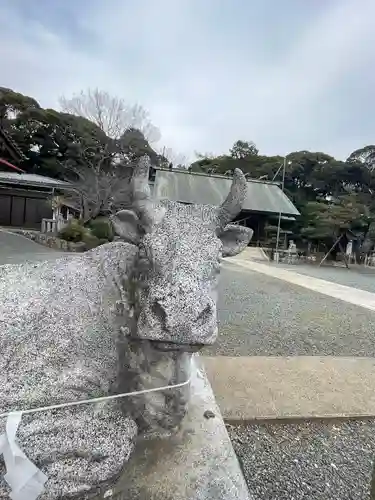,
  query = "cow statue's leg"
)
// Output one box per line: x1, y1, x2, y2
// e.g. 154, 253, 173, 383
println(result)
4, 406, 136, 498
0, 362, 138, 499
0, 250, 139, 499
